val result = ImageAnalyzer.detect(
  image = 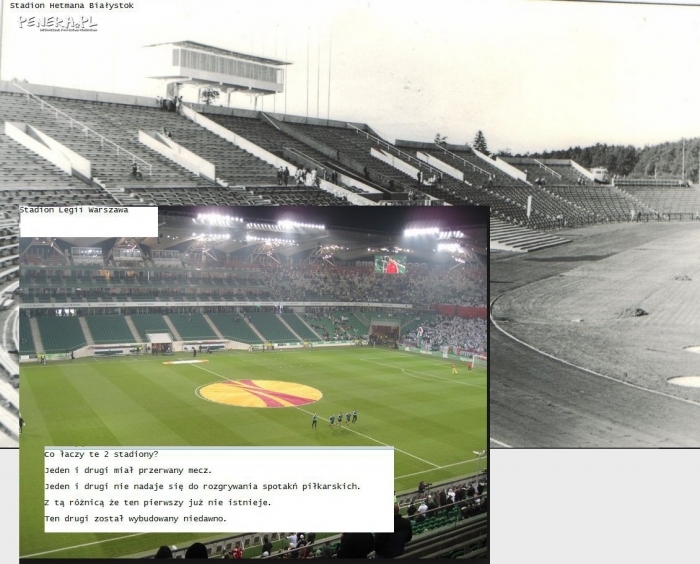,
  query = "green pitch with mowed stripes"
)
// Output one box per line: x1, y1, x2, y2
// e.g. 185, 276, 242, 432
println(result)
20, 346, 486, 558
